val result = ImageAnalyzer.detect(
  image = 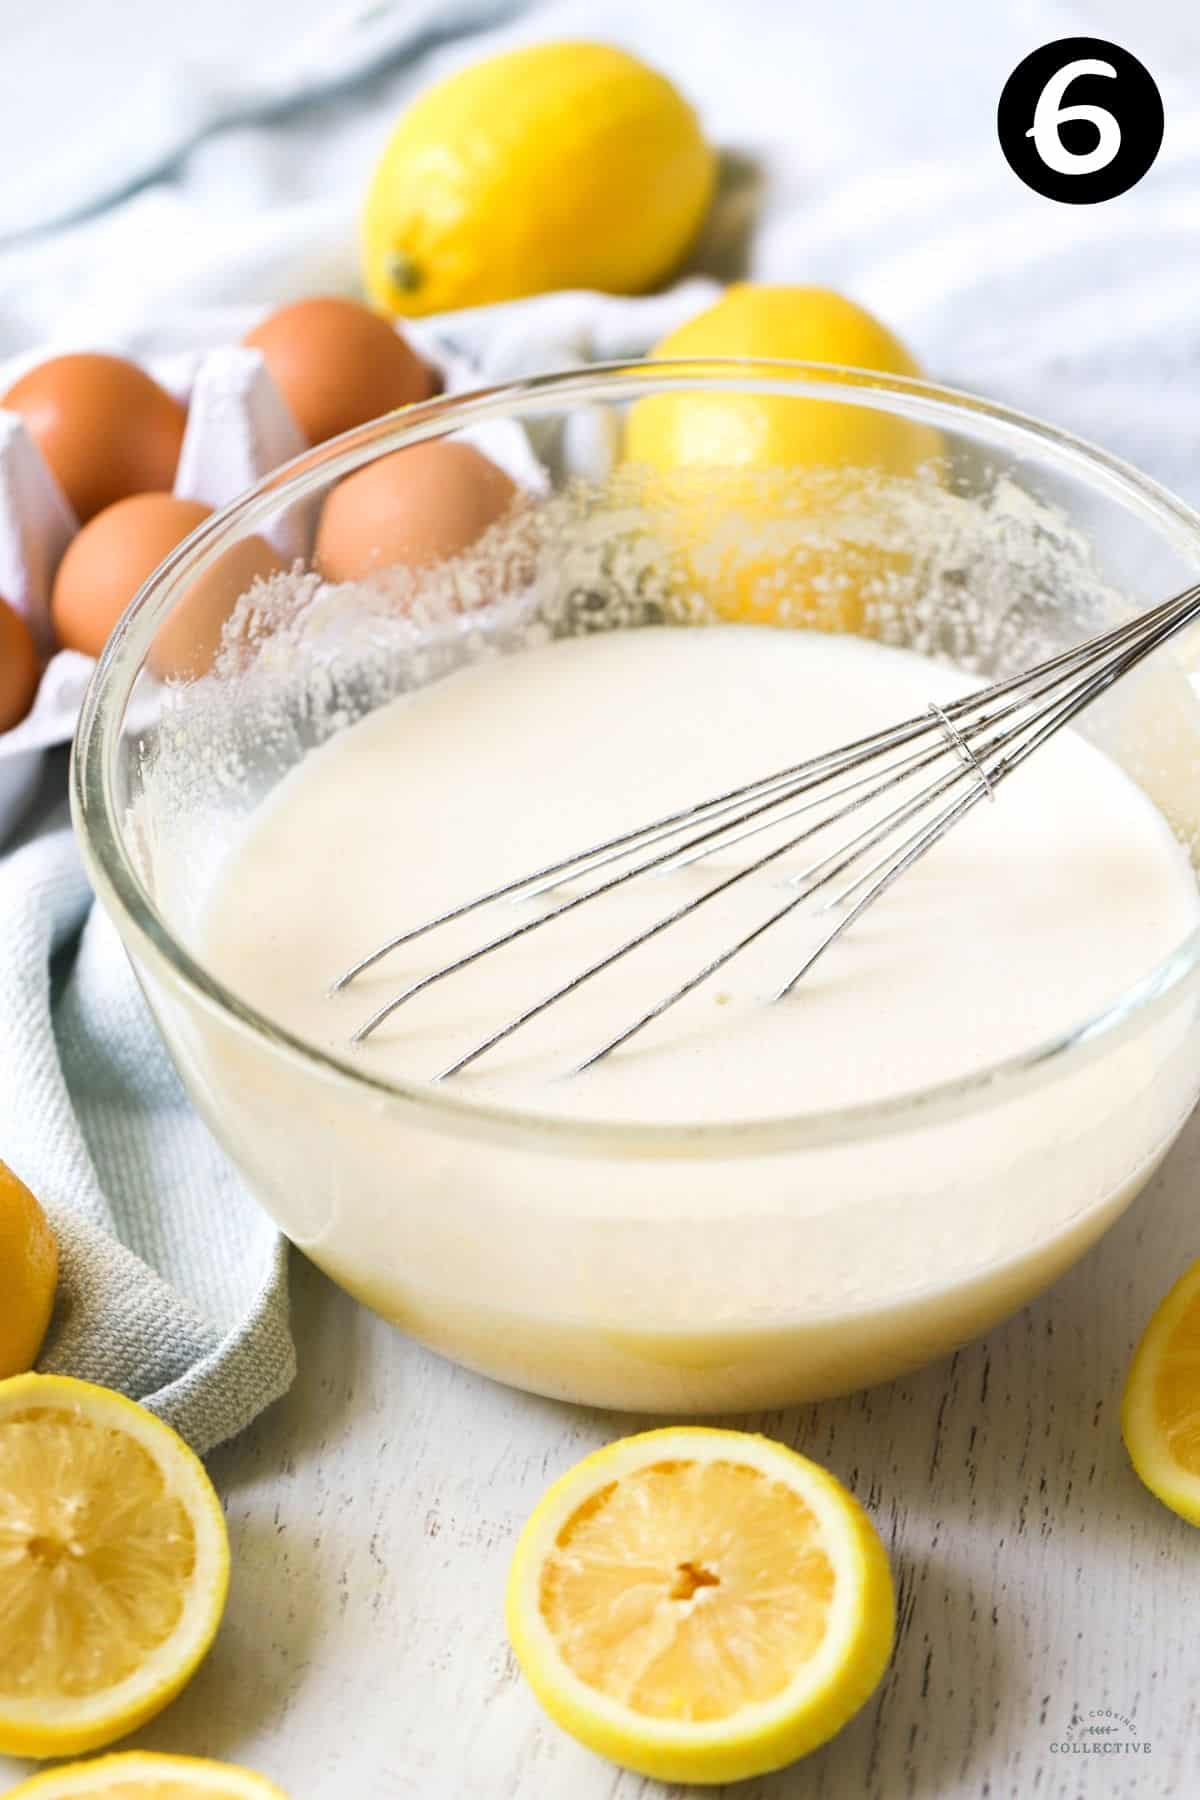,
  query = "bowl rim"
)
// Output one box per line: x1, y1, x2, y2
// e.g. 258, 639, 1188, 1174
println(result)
72, 356, 1200, 1159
